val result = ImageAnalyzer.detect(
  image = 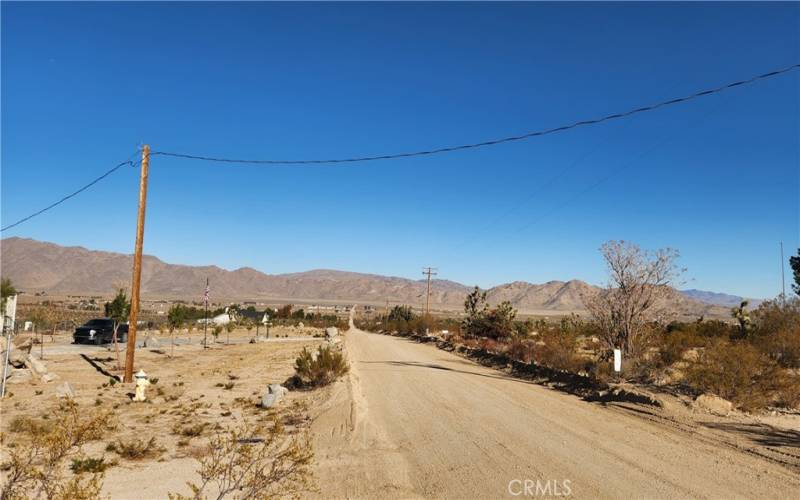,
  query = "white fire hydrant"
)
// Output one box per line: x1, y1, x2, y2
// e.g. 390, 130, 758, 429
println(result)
133, 369, 150, 402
